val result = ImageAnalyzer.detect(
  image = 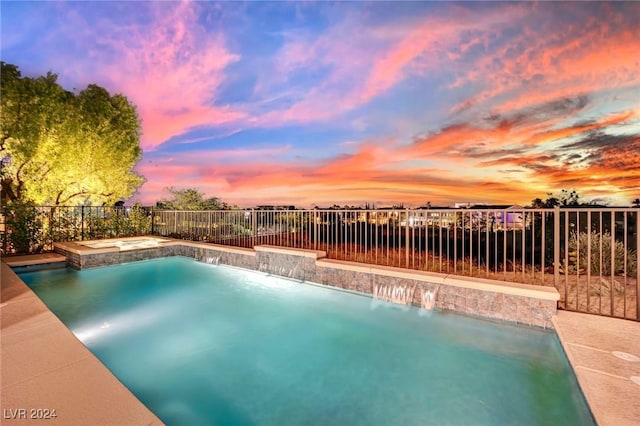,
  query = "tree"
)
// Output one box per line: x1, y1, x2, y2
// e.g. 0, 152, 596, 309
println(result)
0, 62, 144, 206
529, 190, 582, 208
156, 187, 230, 210
558, 189, 581, 207
530, 198, 546, 208
633, 198, 640, 208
